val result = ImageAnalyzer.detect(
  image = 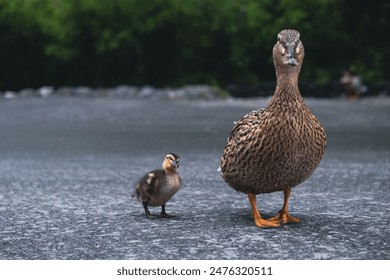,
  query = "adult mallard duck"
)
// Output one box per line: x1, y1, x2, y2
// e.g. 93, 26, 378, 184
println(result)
133, 153, 181, 218
220, 29, 327, 228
